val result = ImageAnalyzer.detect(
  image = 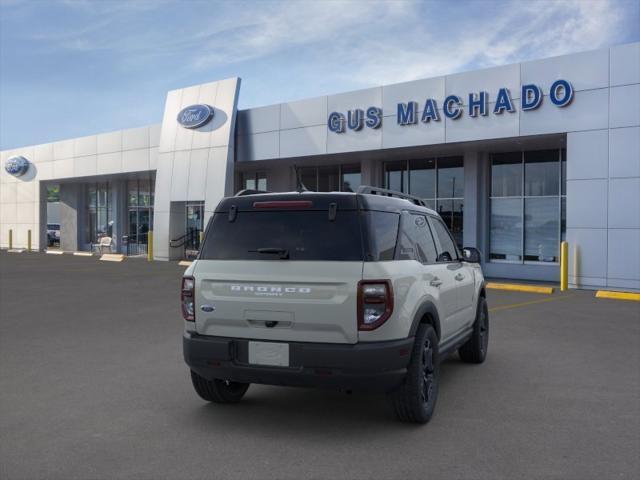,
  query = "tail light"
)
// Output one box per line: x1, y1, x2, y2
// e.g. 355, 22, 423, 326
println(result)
181, 276, 195, 321
357, 280, 393, 331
